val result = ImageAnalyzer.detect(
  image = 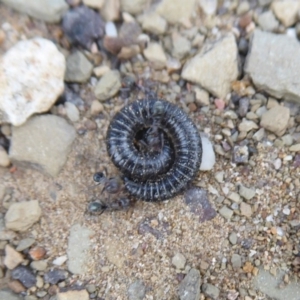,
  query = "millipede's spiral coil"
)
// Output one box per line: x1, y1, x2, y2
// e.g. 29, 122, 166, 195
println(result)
106, 99, 202, 201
